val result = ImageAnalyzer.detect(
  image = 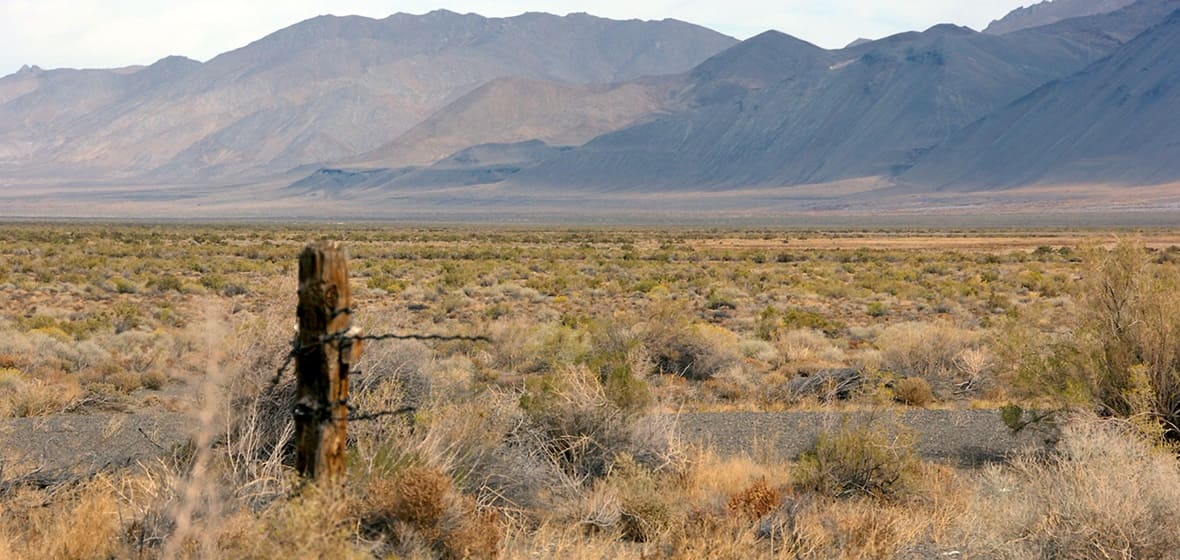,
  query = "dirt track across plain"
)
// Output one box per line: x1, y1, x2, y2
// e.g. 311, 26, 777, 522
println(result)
676, 409, 1046, 466
0, 408, 1044, 488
